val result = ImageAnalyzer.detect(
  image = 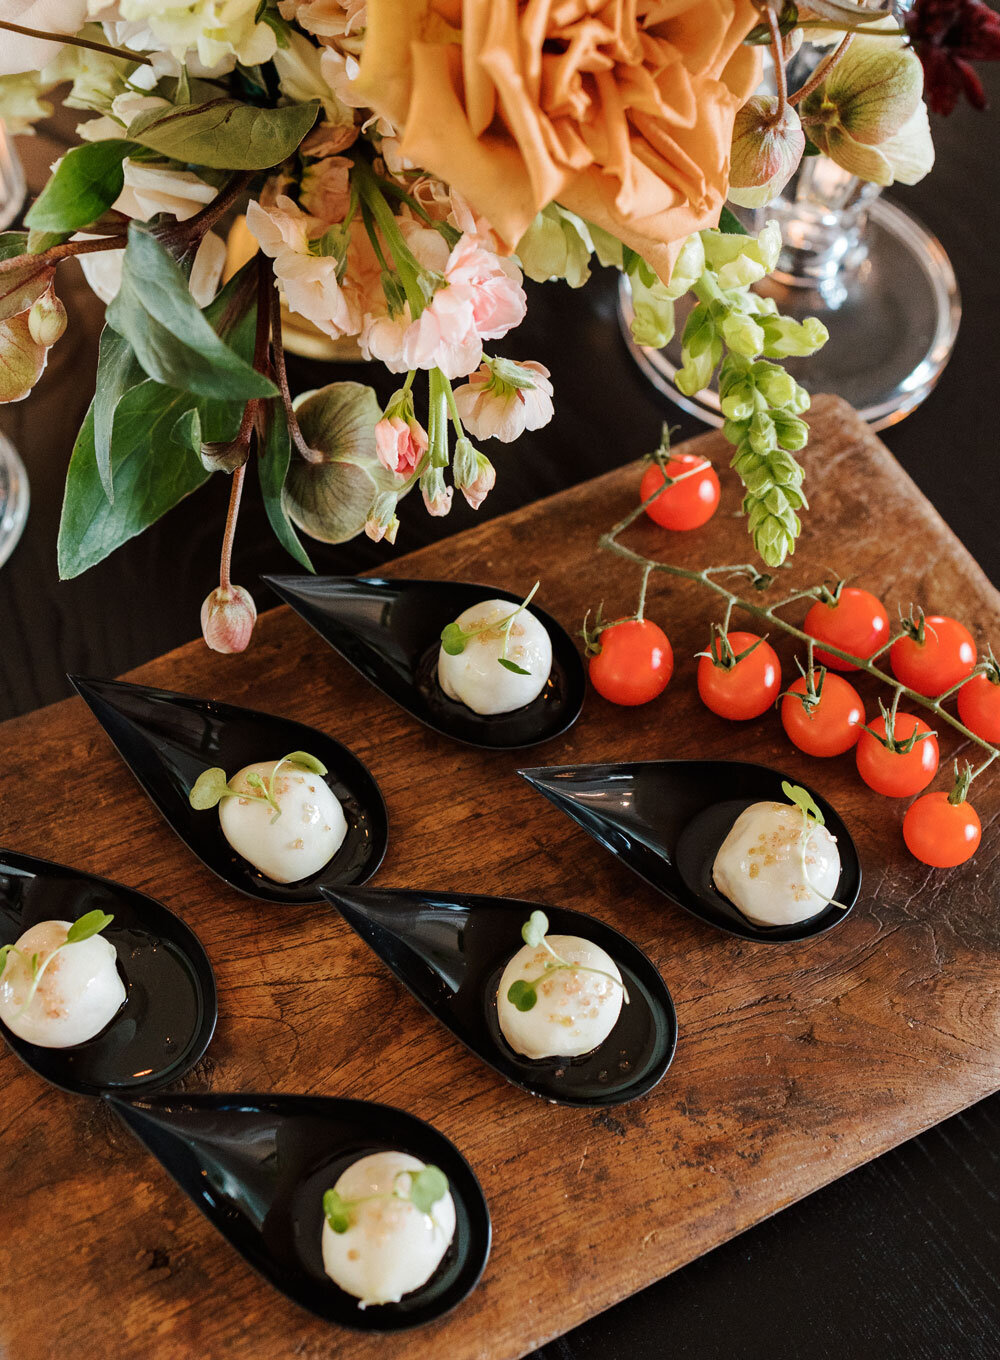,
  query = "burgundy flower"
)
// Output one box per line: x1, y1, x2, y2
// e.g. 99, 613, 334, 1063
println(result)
905, 0, 1000, 115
